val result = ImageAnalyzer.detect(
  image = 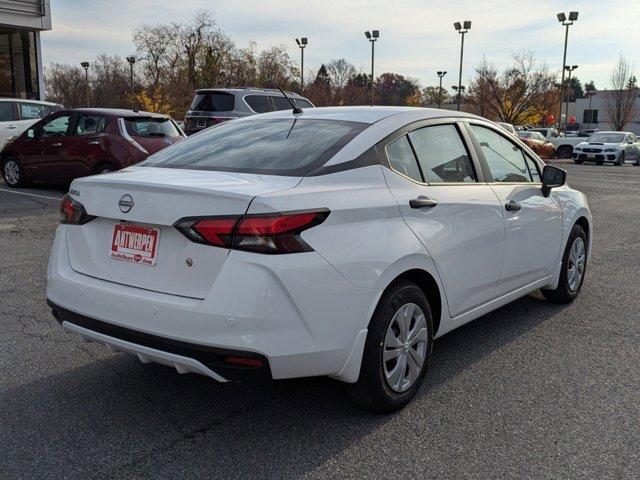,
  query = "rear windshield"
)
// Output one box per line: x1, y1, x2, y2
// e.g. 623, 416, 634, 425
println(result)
190, 92, 235, 112
125, 118, 182, 138
141, 118, 367, 176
